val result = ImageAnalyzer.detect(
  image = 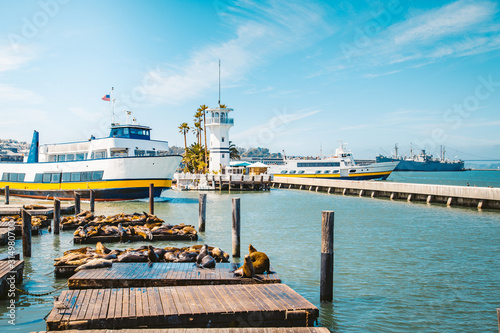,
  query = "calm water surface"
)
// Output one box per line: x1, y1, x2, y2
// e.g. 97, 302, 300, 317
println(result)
1, 179, 499, 332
